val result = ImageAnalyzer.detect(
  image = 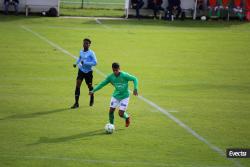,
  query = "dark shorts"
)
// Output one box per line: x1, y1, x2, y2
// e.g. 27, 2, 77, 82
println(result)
77, 70, 93, 85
